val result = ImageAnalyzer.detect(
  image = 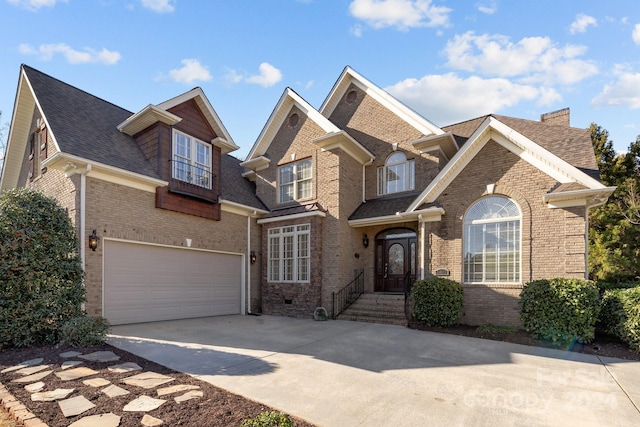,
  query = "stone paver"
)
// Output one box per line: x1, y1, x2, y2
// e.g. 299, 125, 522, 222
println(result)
58, 395, 96, 417
24, 382, 45, 393
141, 414, 164, 426
31, 388, 75, 402
123, 395, 166, 412
156, 384, 199, 396
55, 367, 98, 381
11, 370, 53, 383
68, 412, 121, 427
174, 390, 203, 403
79, 351, 120, 362
107, 362, 142, 373
59, 351, 82, 358
101, 384, 130, 397
15, 365, 51, 376
61, 360, 83, 370
122, 372, 174, 389
83, 377, 111, 387
1, 359, 44, 374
